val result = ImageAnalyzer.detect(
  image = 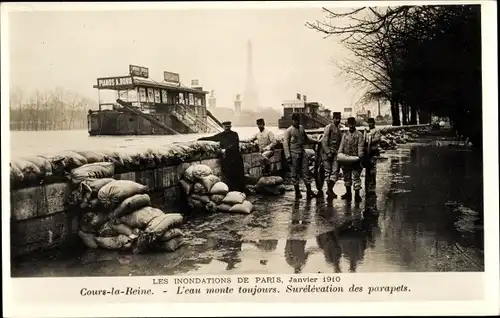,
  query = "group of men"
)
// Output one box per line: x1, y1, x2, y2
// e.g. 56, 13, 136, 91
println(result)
198, 112, 381, 202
